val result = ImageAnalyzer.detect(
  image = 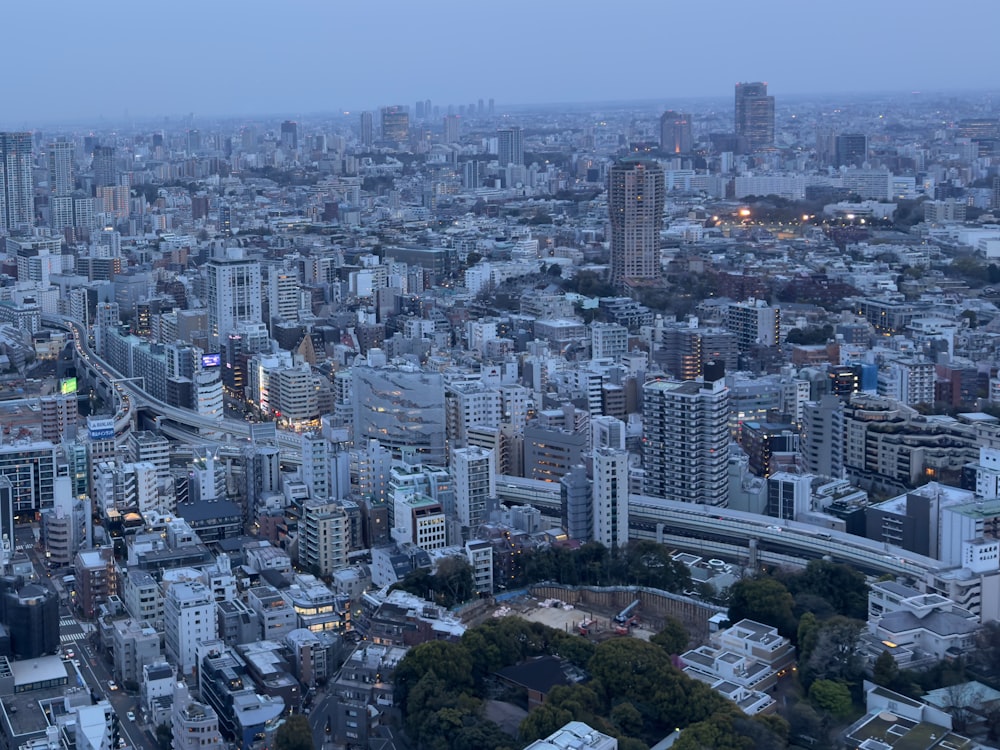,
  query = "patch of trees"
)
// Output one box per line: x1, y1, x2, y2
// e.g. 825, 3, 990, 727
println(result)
392, 557, 476, 608
727, 561, 869, 641
274, 715, 314, 750
516, 541, 692, 594
561, 270, 617, 298
394, 618, 788, 750
785, 325, 834, 345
